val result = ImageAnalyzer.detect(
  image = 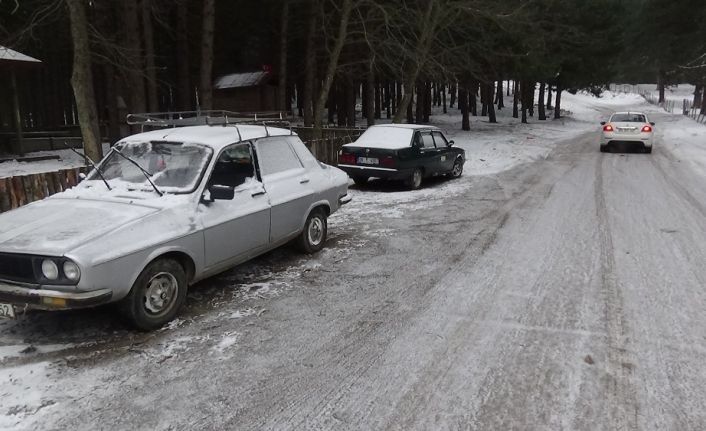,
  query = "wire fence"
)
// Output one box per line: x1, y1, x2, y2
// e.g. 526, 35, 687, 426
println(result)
609, 84, 706, 125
